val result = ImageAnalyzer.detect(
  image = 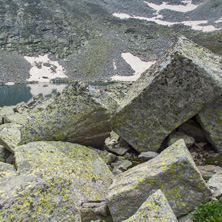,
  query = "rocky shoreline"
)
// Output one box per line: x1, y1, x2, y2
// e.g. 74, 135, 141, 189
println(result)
0, 37, 222, 221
